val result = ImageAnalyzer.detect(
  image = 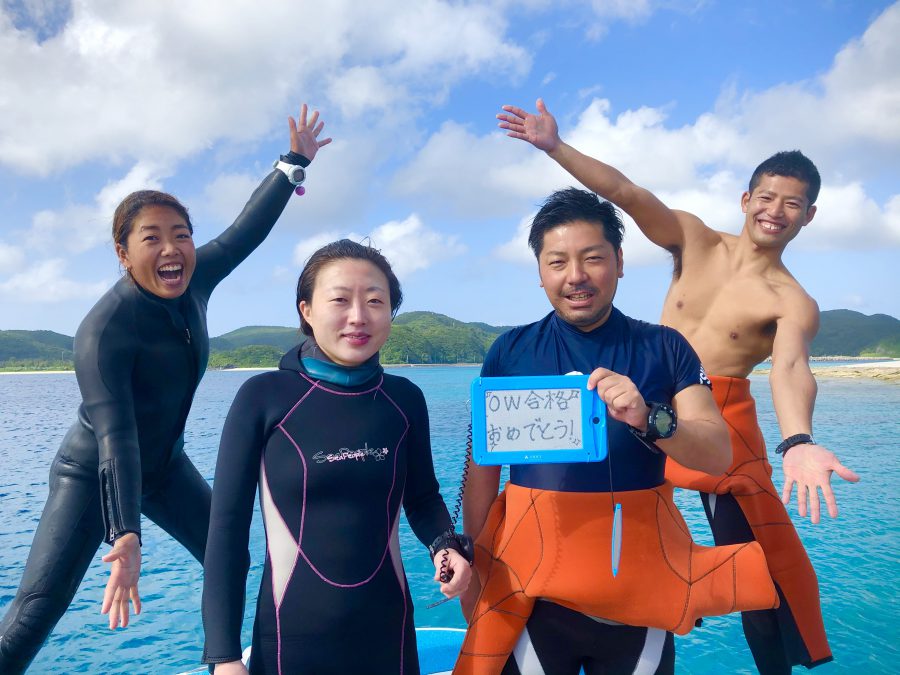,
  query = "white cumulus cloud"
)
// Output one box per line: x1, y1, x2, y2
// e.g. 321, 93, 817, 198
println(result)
291, 214, 465, 280
0, 0, 530, 175
401, 3, 900, 257
24, 162, 167, 253
0, 258, 110, 302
